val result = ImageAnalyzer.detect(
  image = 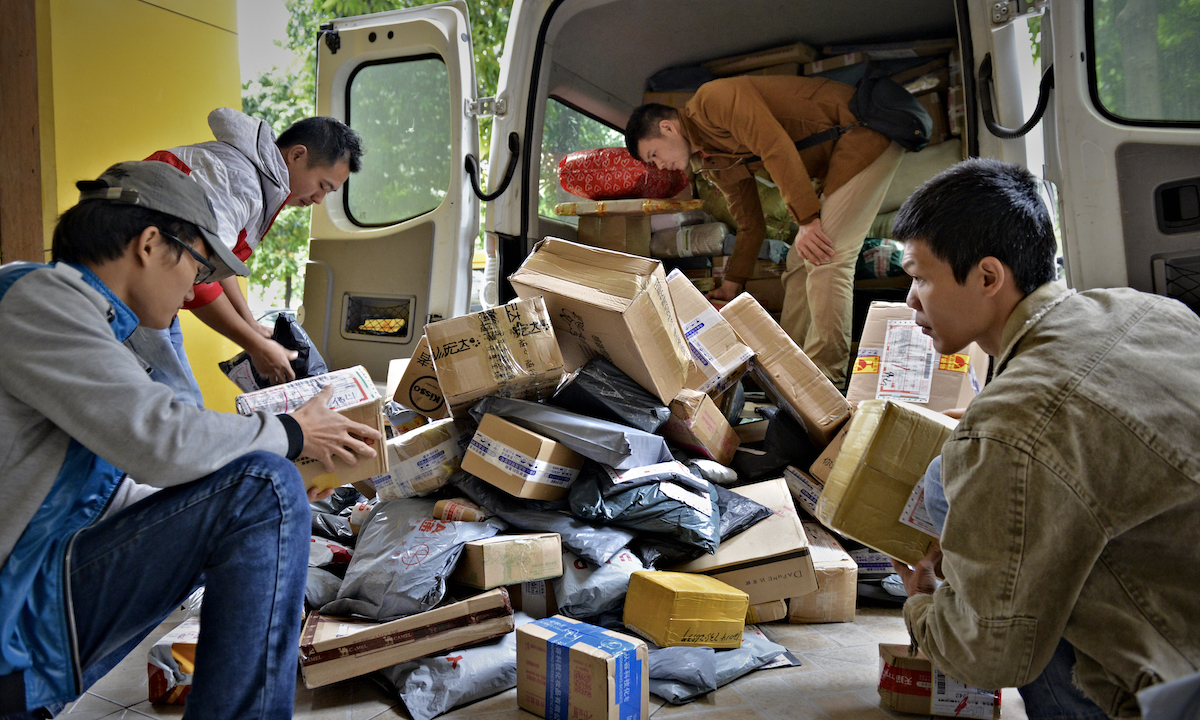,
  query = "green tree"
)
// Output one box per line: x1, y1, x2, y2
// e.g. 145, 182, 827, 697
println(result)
242, 0, 512, 307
